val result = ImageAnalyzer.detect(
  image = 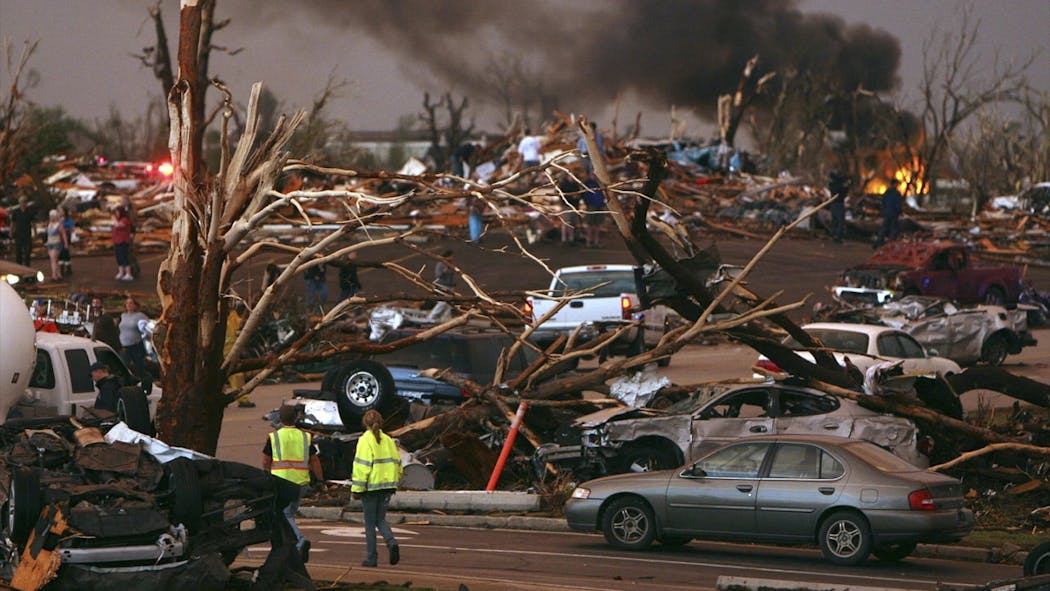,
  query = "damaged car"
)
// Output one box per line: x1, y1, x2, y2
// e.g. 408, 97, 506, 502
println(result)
535, 382, 927, 479
830, 296, 1036, 366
